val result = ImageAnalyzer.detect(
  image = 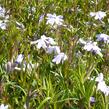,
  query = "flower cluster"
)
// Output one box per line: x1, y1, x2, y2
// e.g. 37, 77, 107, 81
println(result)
5, 54, 36, 72
84, 41, 103, 57
31, 35, 67, 64
78, 33, 109, 57
78, 38, 103, 57
30, 35, 56, 49
1, 1, 109, 108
